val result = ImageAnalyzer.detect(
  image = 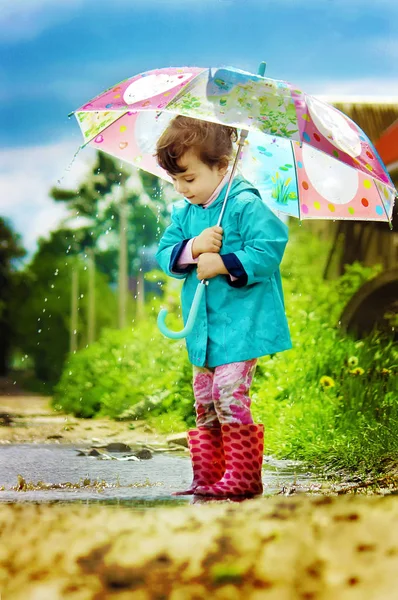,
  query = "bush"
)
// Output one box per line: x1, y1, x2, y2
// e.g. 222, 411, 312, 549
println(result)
53, 318, 195, 424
